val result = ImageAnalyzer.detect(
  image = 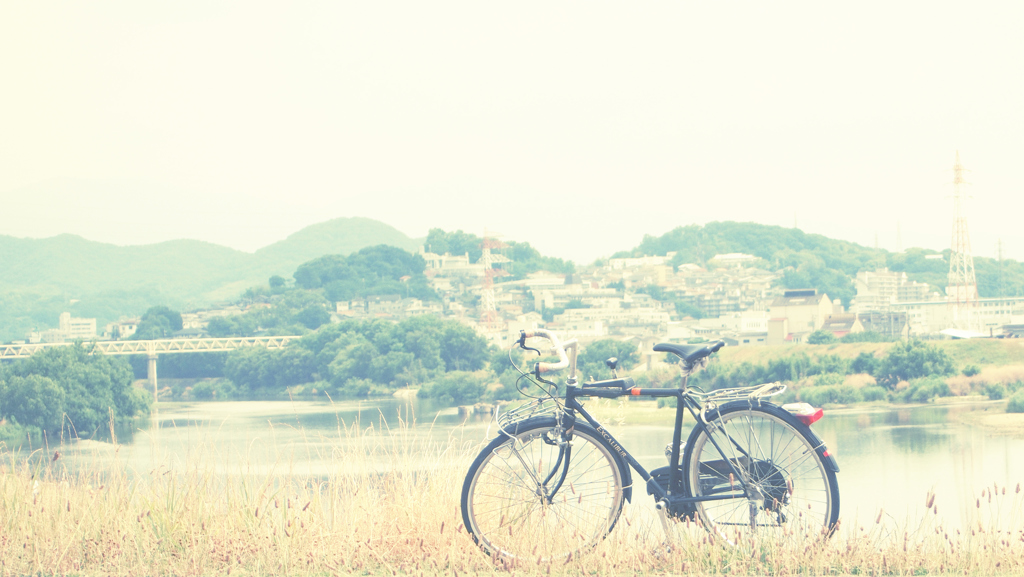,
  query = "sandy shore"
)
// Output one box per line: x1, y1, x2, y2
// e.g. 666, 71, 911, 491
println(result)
954, 407, 1024, 437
